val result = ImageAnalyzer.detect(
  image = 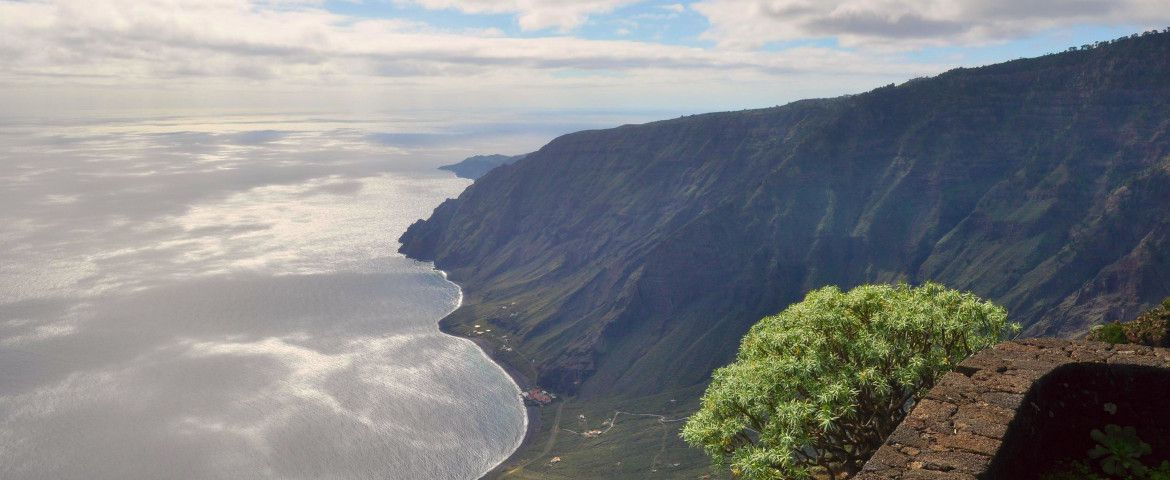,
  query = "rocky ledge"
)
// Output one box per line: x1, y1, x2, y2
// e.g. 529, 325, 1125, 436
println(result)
858, 339, 1170, 479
